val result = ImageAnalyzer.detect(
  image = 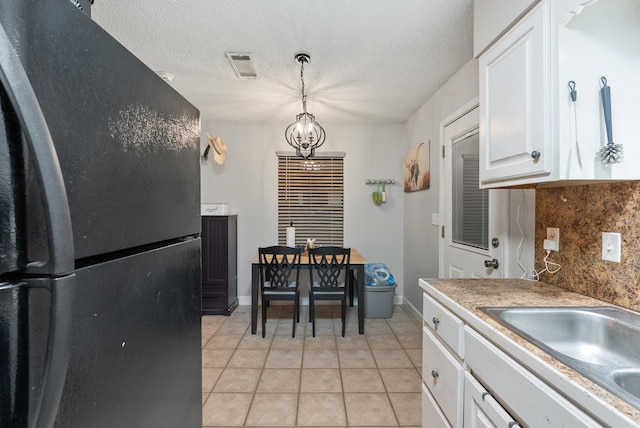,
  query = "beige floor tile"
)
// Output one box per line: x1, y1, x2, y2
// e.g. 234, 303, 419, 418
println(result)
388, 321, 421, 335
297, 393, 347, 426
202, 392, 252, 426
273, 318, 303, 336
308, 317, 336, 336
202, 368, 223, 392
257, 368, 301, 393
338, 349, 376, 368
237, 333, 273, 350
300, 368, 342, 393
379, 368, 422, 392
202, 349, 234, 368
363, 320, 393, 335
265, 349, 303, 368
272, 334, 305, 350
405, 349, 422, 369
217, 321, 250, 335
372, 349, 414, 368
213, 368, 262, 393
336, 335, 369, 350
396, 334, 422, 349
304, 335, 337, 350
202, 334, 213, 349
367, 334, 402, 350
245, 393, 298, 426
303, 349, 339, 368
227, 349, 269, 368
344, 393, 397, 426
202, 392, 210, 404
341, 369, 385, 393
389, 392, 422, 426
204, 334, 243, 350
